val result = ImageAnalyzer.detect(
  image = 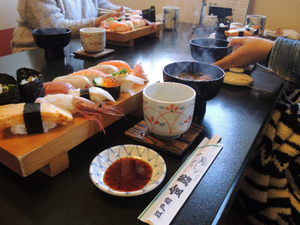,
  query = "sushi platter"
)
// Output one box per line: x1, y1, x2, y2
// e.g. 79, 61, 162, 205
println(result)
0, 83, 150, 177
0, 61, 154, 177
106, 22, 164, 47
